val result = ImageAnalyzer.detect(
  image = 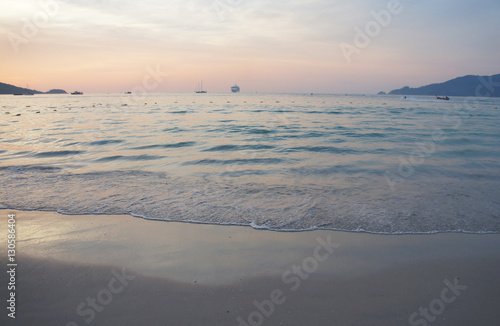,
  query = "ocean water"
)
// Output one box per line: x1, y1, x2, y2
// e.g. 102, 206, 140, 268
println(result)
1, 93, 499, 234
